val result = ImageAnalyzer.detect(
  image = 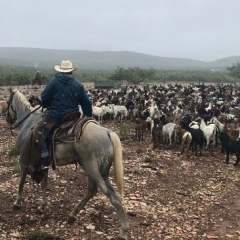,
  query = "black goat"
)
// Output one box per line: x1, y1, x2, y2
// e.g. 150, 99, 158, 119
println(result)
219, 131, 240, 166
189, 128, 204, 156
152, 119, 162, 149
180, 116, 205, 157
